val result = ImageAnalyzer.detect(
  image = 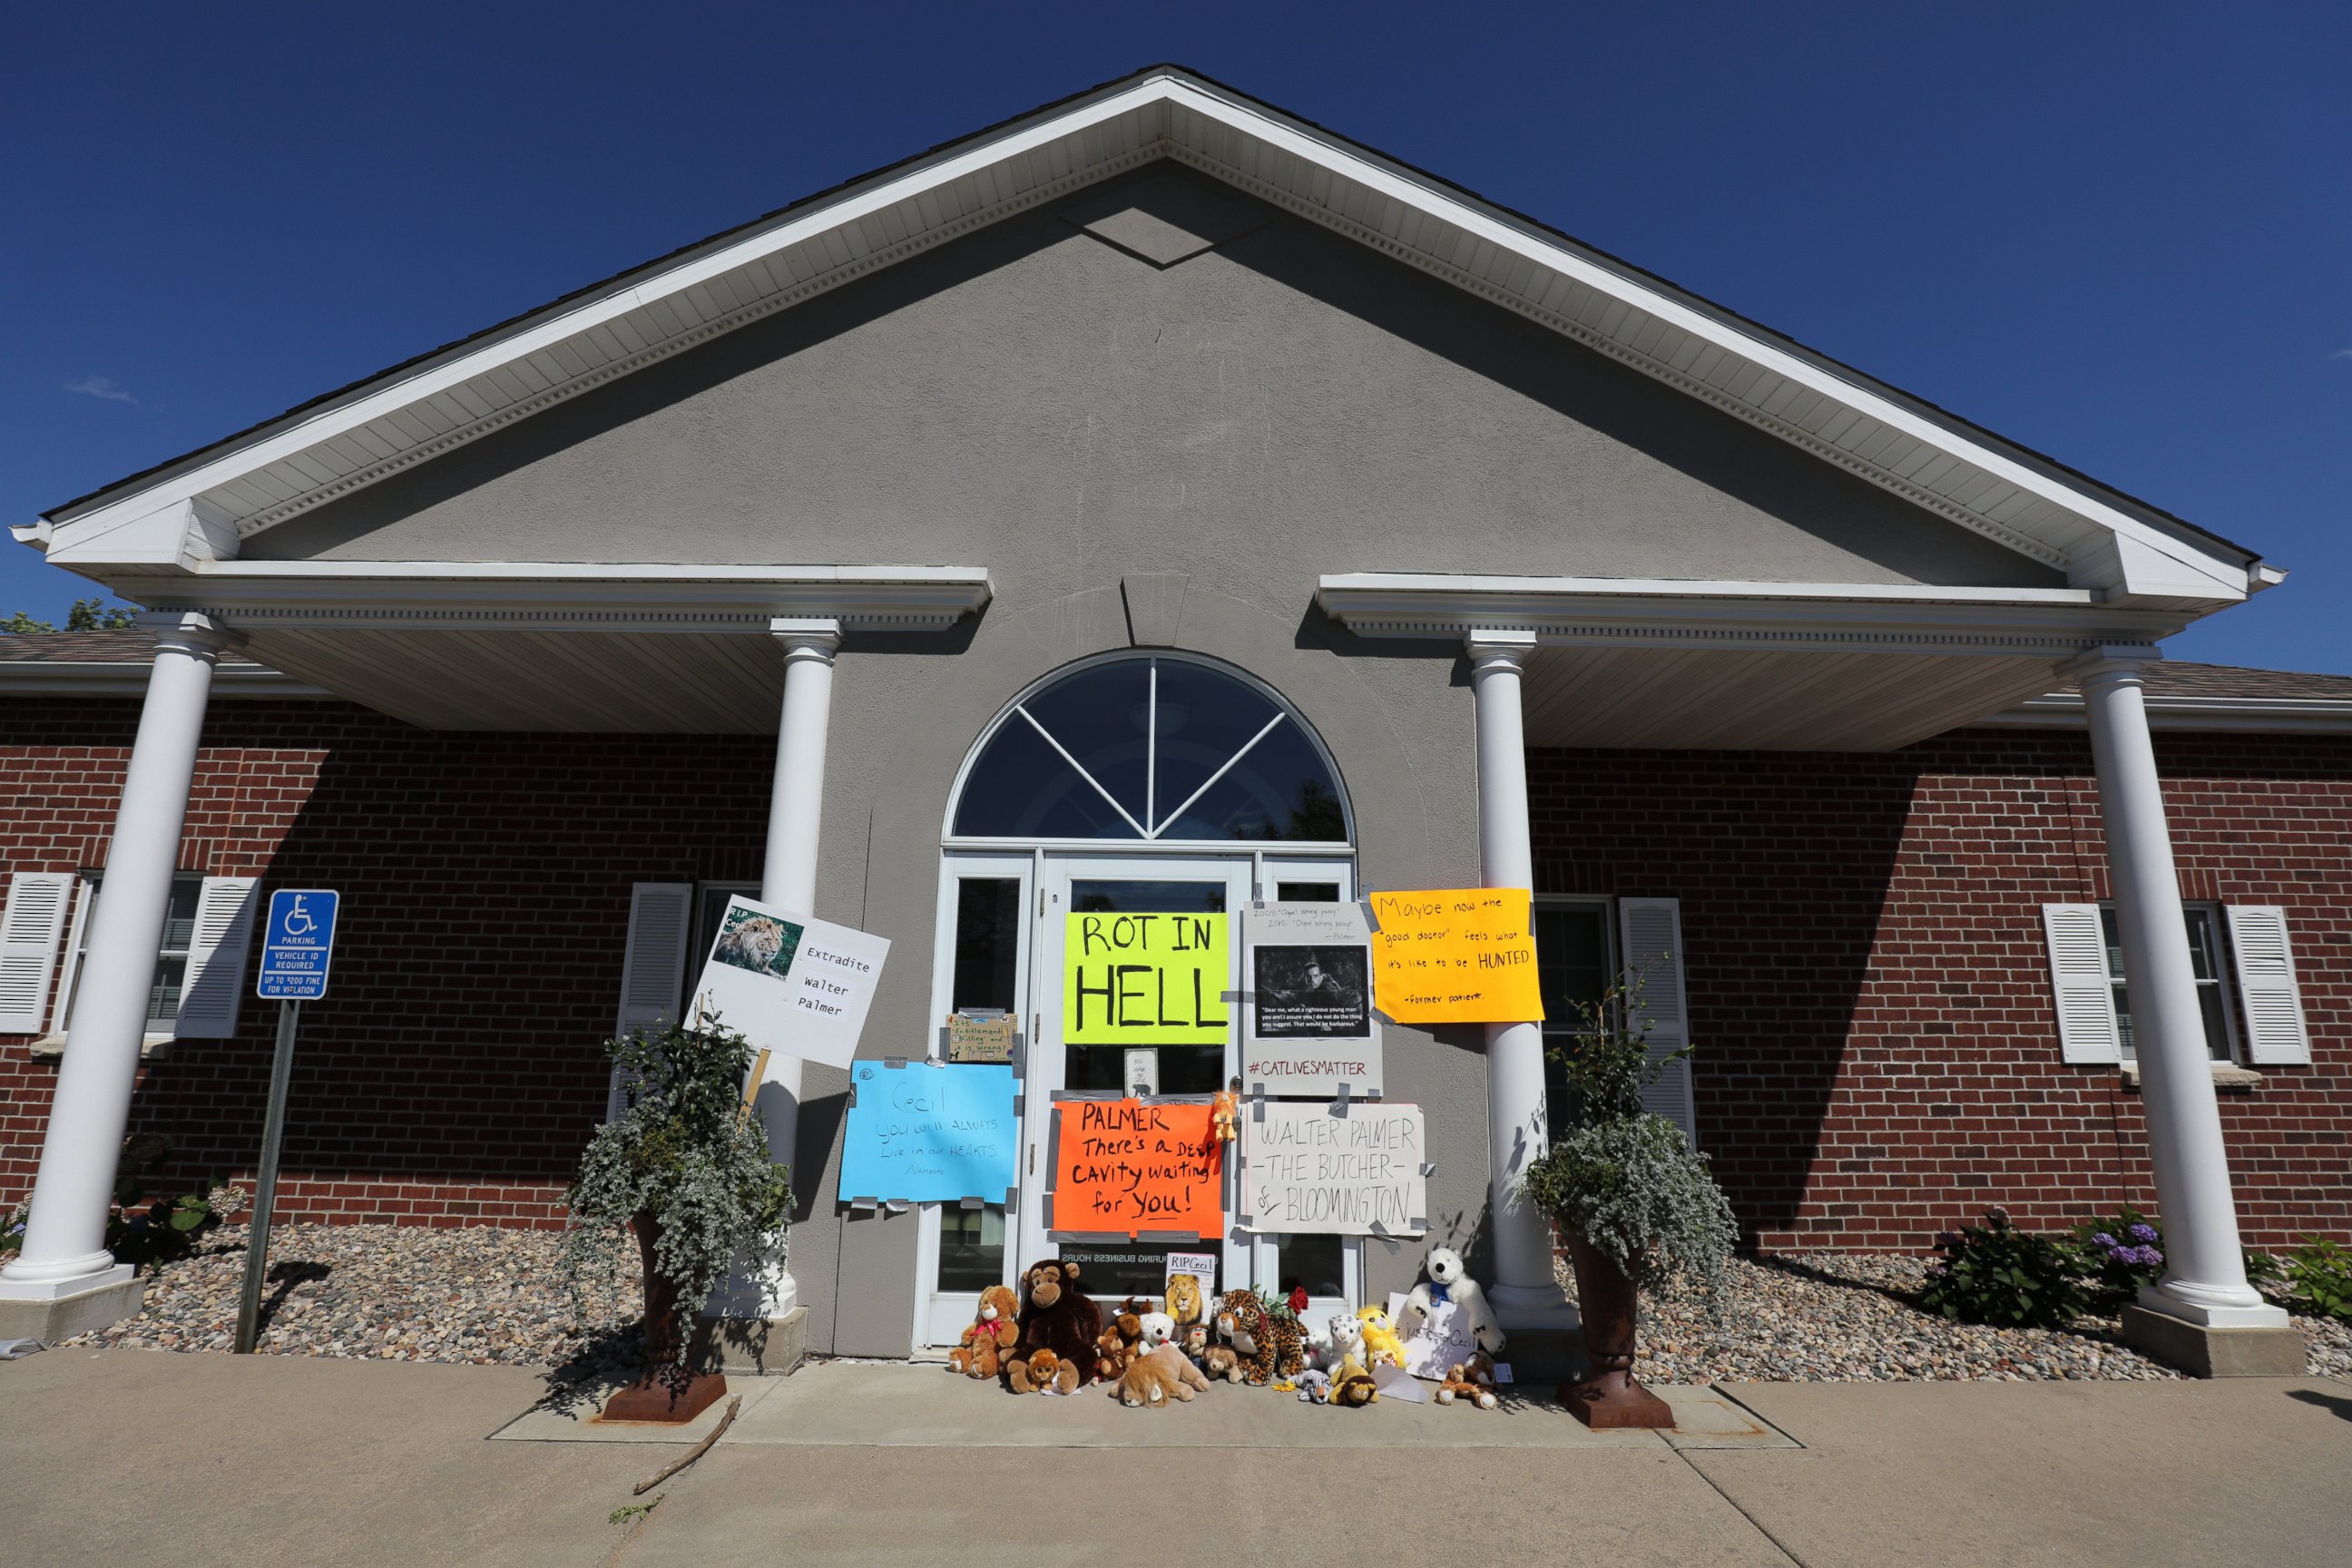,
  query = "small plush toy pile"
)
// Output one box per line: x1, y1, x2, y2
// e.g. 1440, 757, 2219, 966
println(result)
948, 1244, 1511, 1415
